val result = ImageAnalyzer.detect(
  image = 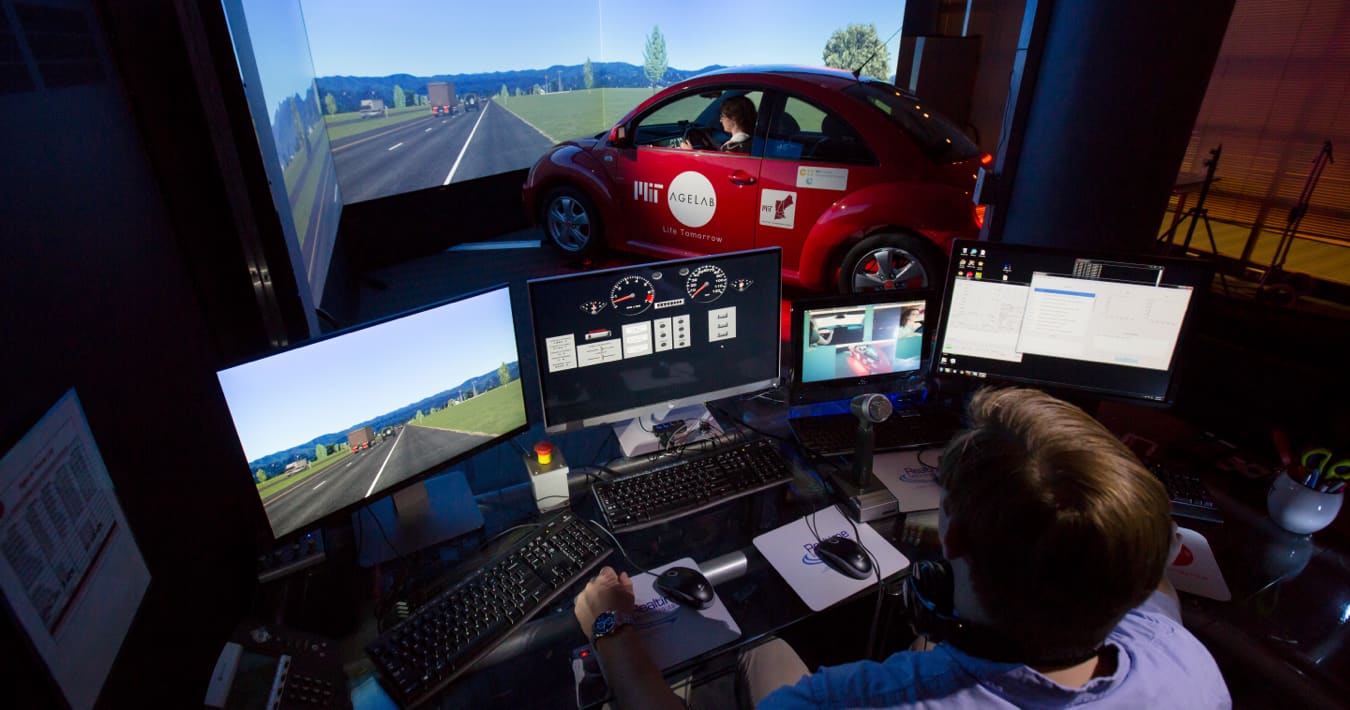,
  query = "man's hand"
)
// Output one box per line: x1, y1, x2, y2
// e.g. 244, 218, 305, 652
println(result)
575, 566, 635, 642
